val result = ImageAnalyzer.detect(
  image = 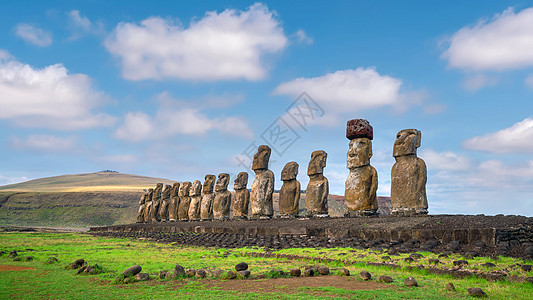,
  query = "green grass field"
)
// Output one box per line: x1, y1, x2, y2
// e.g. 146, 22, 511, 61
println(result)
1, 233, 532, 299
